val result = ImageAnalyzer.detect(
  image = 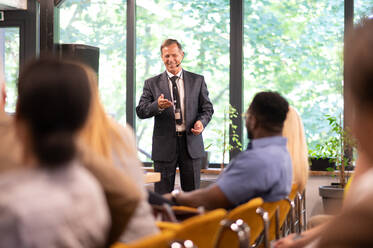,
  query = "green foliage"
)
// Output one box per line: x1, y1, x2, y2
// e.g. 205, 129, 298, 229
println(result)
59, 0, 127, 124
226, 105, 243, 153
208, 104, 242, 167
309, 115, 355, 158
309, 114, 355, 187
57, 0, 373, 164
242, 0, 345, 153
309, 115, 344, 159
